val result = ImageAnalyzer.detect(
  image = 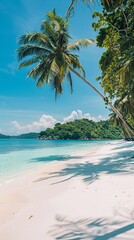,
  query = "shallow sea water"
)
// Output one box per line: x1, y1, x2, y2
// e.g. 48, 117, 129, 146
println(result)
0, 139, 119, 182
